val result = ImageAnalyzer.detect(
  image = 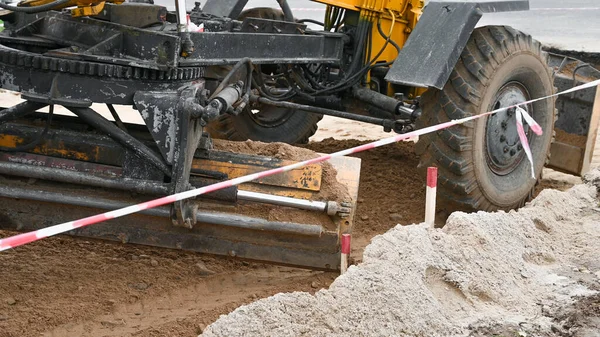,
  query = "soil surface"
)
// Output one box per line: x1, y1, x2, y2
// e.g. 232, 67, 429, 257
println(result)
203, 182, 600, 337
1, 52, 598, 336
0, 136, 583, 337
